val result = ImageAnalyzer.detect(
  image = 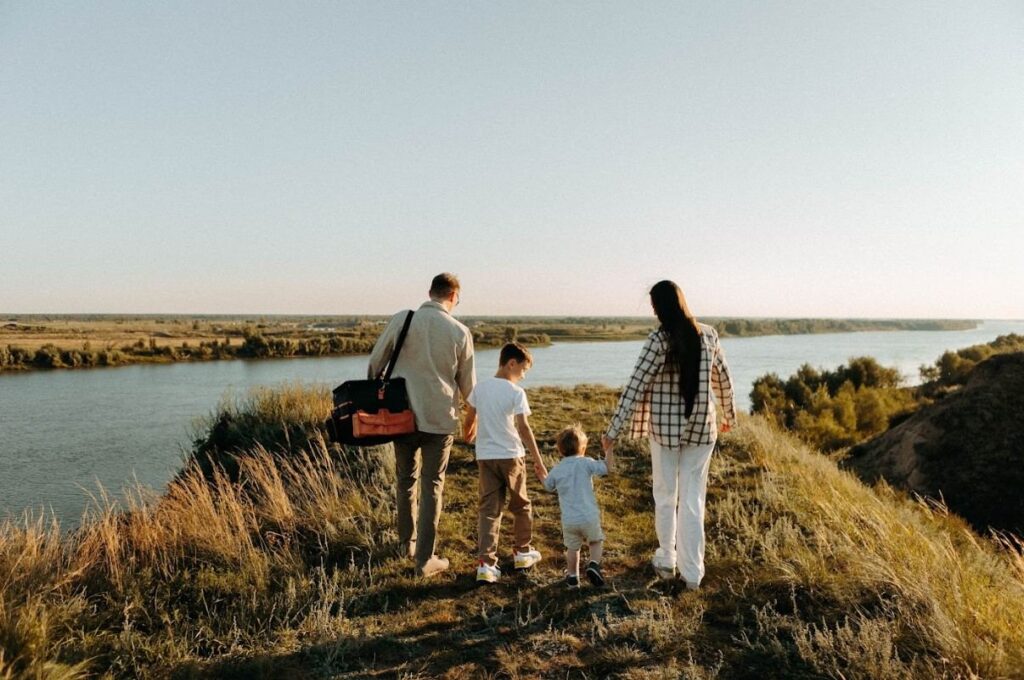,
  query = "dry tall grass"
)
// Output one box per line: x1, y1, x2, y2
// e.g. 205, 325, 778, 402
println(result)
1, 390, 394, 678
716, 419, 1024, 678
1, 384, 1022, 678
